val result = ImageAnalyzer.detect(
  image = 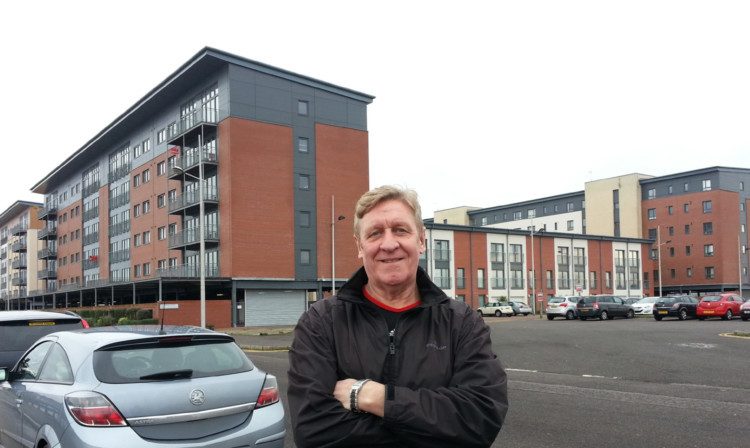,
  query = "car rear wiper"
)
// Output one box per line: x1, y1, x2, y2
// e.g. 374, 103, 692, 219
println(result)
140, 369, 193, 380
